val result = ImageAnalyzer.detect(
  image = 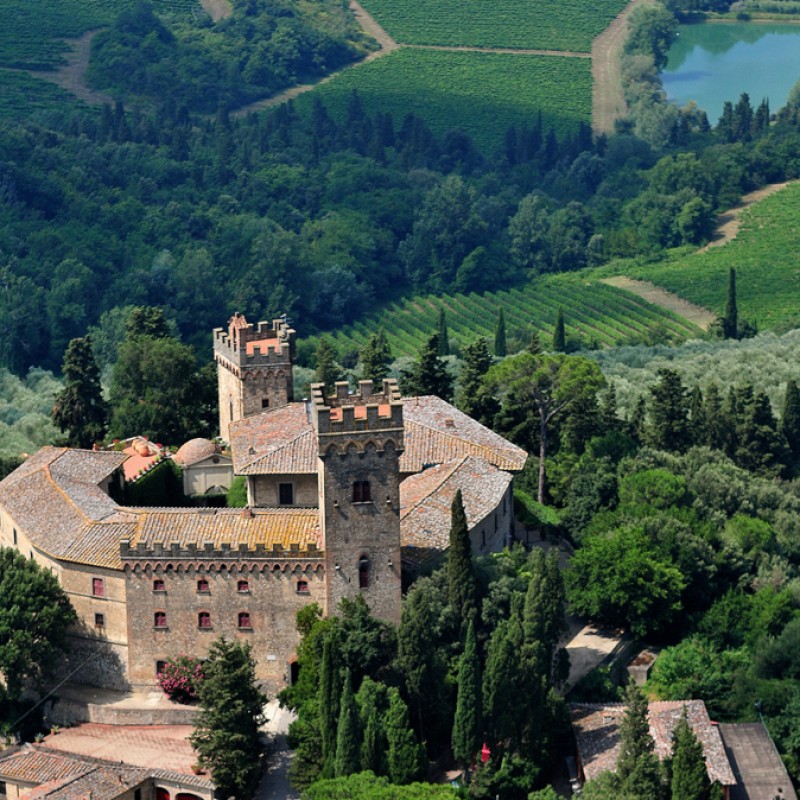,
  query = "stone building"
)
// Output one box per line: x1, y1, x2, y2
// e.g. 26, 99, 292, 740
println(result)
0, 314, 526, 692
